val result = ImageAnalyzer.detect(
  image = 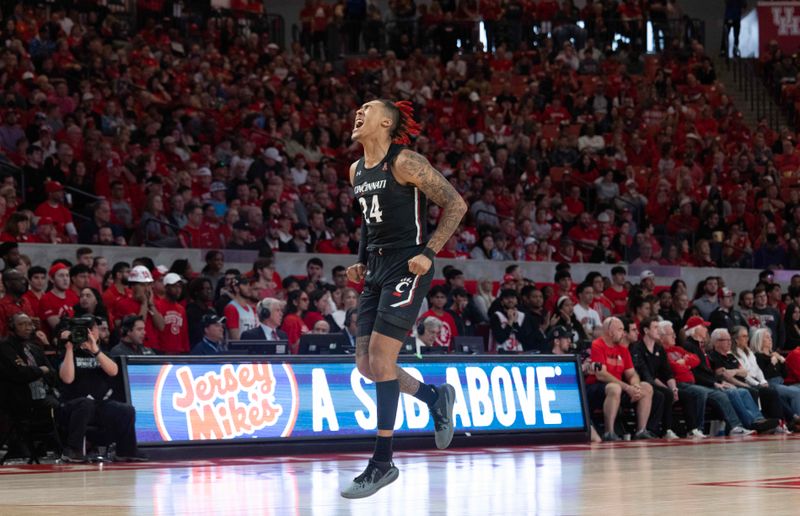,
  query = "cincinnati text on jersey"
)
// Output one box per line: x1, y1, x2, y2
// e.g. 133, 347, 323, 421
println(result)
353, 179, 387, 195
